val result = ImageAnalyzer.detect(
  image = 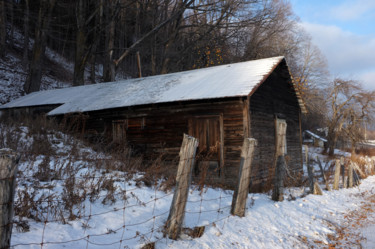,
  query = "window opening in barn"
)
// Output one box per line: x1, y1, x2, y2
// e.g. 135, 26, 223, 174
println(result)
189, 115, 223, 178
275, 118, 287, 156
112, 117, 145, 142
112, 119, 127, 142
127, 117, 145, 130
